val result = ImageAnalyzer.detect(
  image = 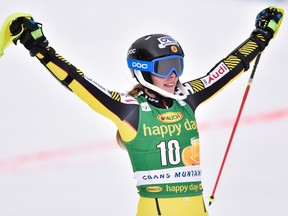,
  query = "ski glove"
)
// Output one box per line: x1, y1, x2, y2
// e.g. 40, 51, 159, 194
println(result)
10, 17, 48, 56
253, 6, 284, 40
